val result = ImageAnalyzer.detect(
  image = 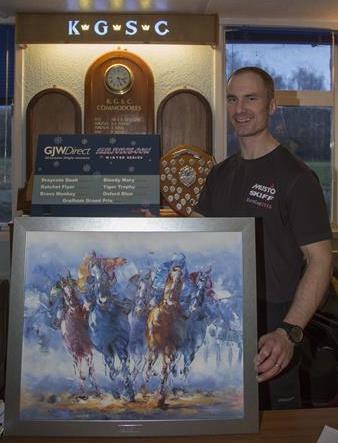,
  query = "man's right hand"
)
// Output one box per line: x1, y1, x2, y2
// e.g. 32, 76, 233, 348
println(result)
254, 328, 294, 382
